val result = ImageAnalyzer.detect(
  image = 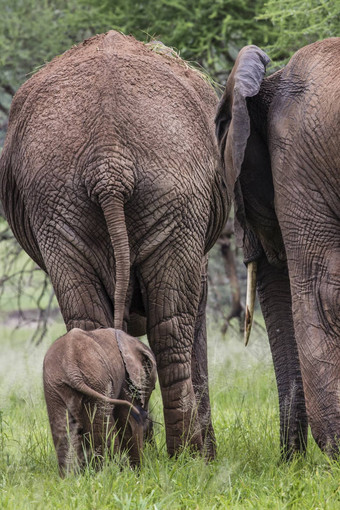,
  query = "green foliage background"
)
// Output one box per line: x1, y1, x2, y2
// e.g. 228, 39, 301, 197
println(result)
0, 3, 339, 504
0, 0, 339, 123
